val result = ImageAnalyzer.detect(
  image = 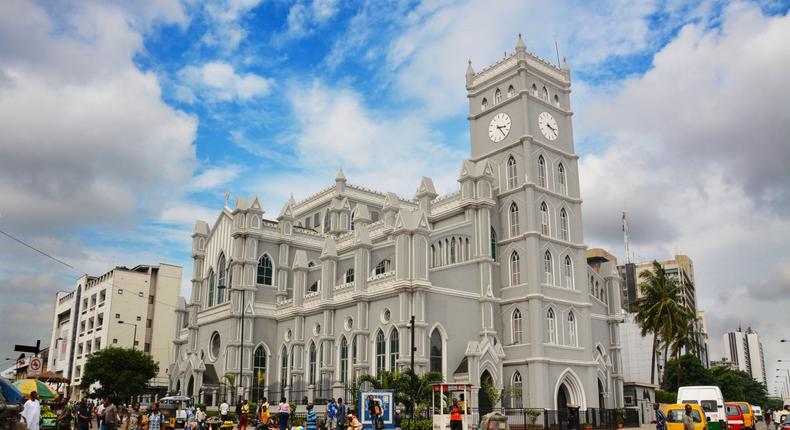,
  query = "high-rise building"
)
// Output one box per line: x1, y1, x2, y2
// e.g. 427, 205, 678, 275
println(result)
47, 264, 182, 399
723, 327, 767, 386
